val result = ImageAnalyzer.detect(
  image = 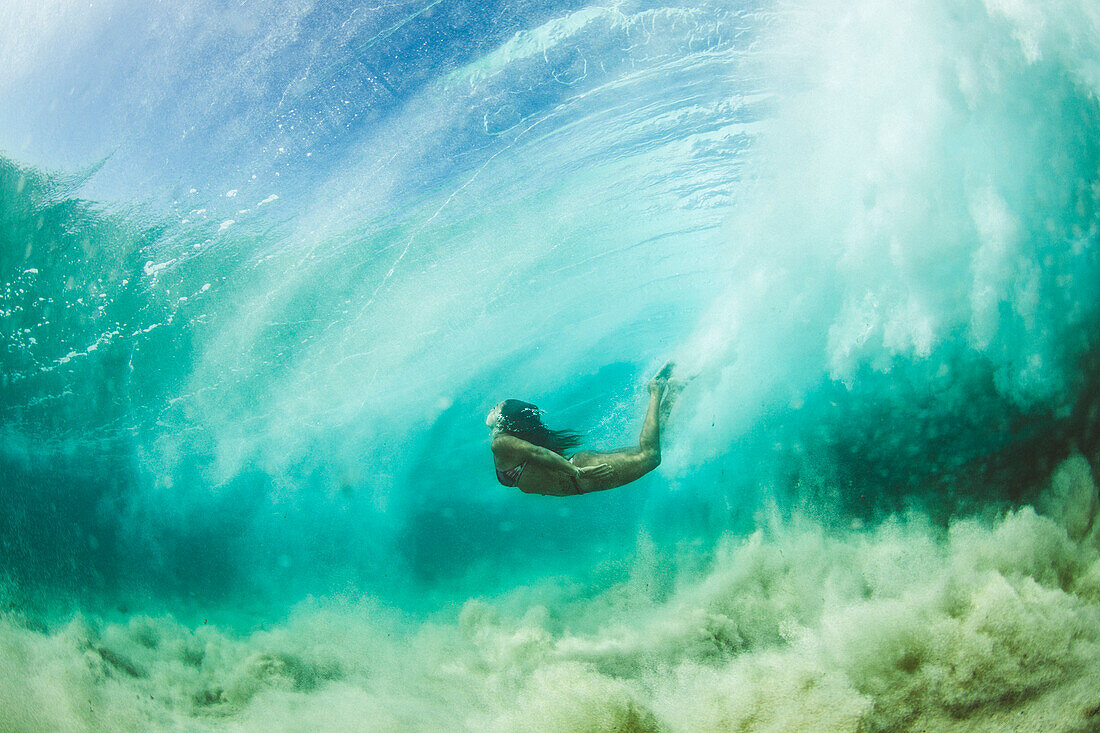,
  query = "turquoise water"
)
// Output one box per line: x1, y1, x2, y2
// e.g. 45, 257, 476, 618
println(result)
2, 0, 1100, 730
